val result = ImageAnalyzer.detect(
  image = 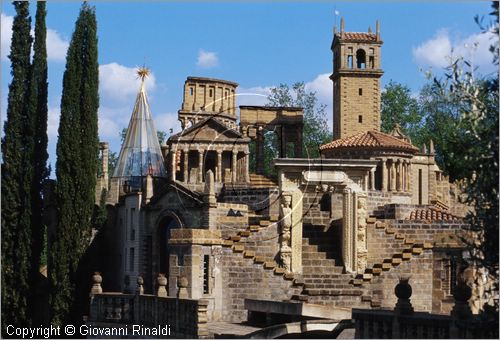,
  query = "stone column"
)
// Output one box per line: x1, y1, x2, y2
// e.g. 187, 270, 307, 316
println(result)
342, 187, 355, 273
396, 159, 401, 192
244, 151, 250, 183
390, 160, 396, 191
231, 151, 237, 183
407, 163, 412, 192
370, 168, 376, 190
216, 151, 222, 182
198, 149, 204, 183
280, 126, 287, 158
170, 150, 176, 181
256, 128, 265, 175
290, 191, 303, 274
402, 161, 407, 192
381, 159, 388, 192
183, 149, 189, 182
